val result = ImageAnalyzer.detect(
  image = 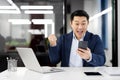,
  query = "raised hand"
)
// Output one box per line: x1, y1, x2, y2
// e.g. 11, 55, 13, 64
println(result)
48, 34, 57, 46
